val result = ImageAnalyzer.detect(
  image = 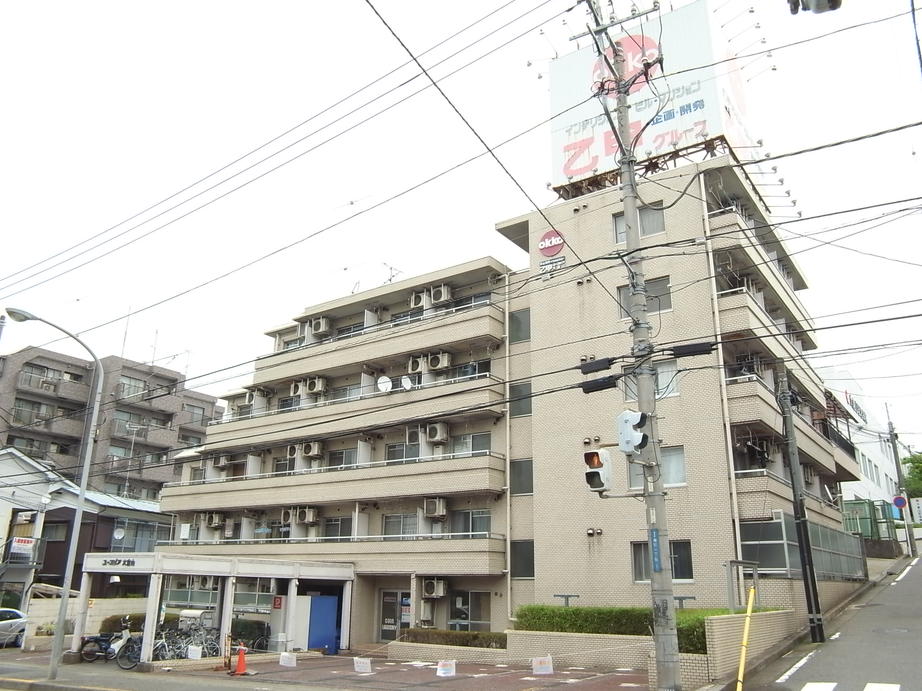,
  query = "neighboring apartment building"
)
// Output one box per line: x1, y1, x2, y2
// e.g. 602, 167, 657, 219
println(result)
0, 347, 221, 500
158, 150, 864, 647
